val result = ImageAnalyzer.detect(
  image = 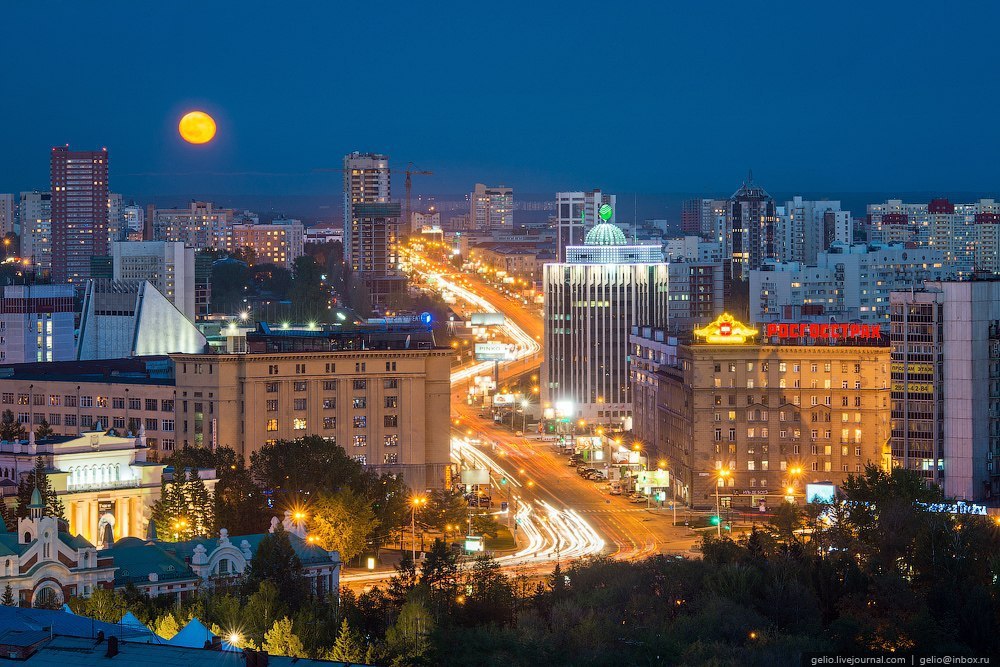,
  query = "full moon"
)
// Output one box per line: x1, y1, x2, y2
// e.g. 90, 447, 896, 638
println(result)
178, 111, 217, 144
